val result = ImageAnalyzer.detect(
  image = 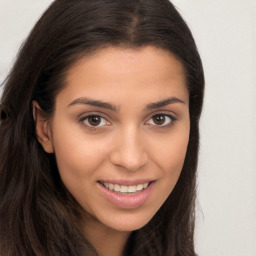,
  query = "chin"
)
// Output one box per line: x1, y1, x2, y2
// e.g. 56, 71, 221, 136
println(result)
102, 211, 154, 232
